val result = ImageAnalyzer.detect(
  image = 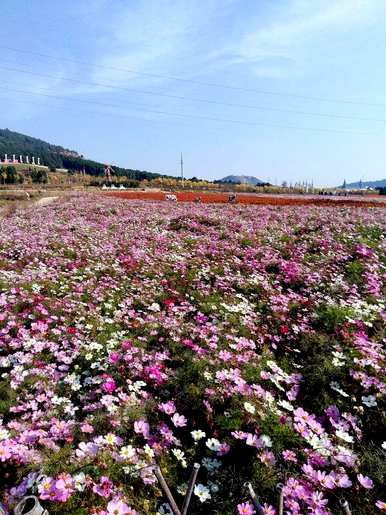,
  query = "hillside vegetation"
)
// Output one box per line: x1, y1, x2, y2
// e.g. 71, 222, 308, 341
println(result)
0, 129, 170, 181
